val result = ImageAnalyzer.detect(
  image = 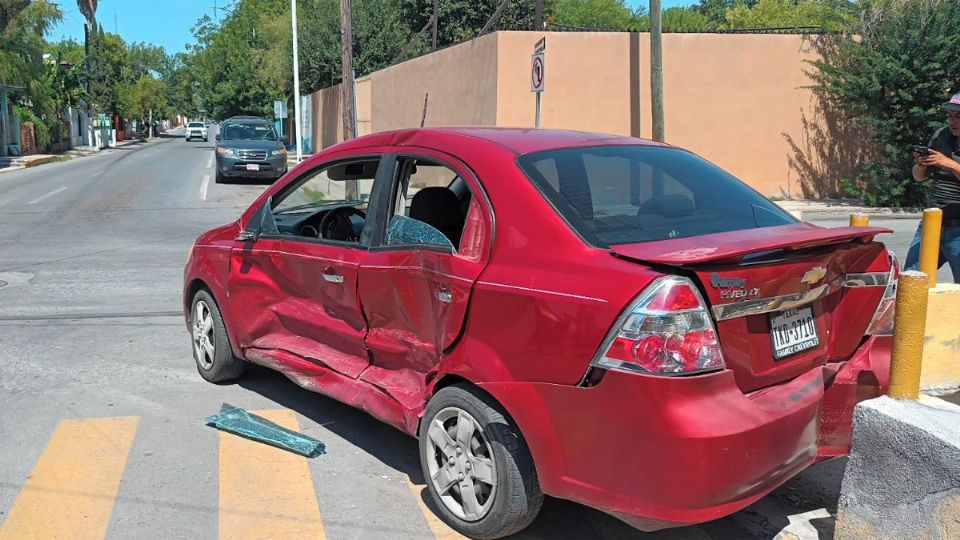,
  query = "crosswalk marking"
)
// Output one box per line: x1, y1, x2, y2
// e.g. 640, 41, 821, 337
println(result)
405, 477, 468, 539
218, 409, 326, 539
0, 416, 140, 540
